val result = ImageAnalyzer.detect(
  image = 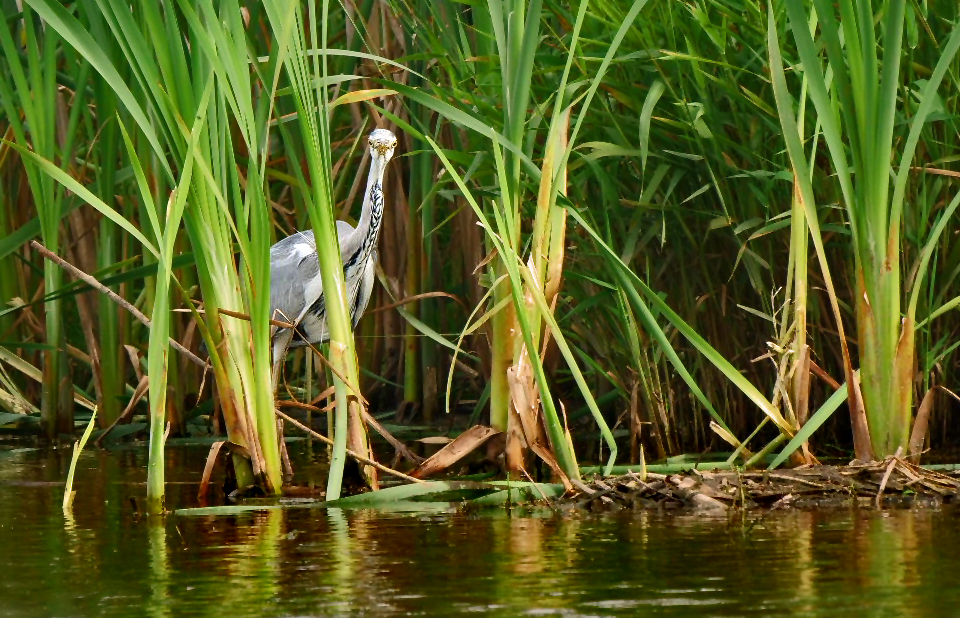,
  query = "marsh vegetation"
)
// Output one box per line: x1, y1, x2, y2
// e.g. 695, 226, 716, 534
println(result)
3, 0, 960, 508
